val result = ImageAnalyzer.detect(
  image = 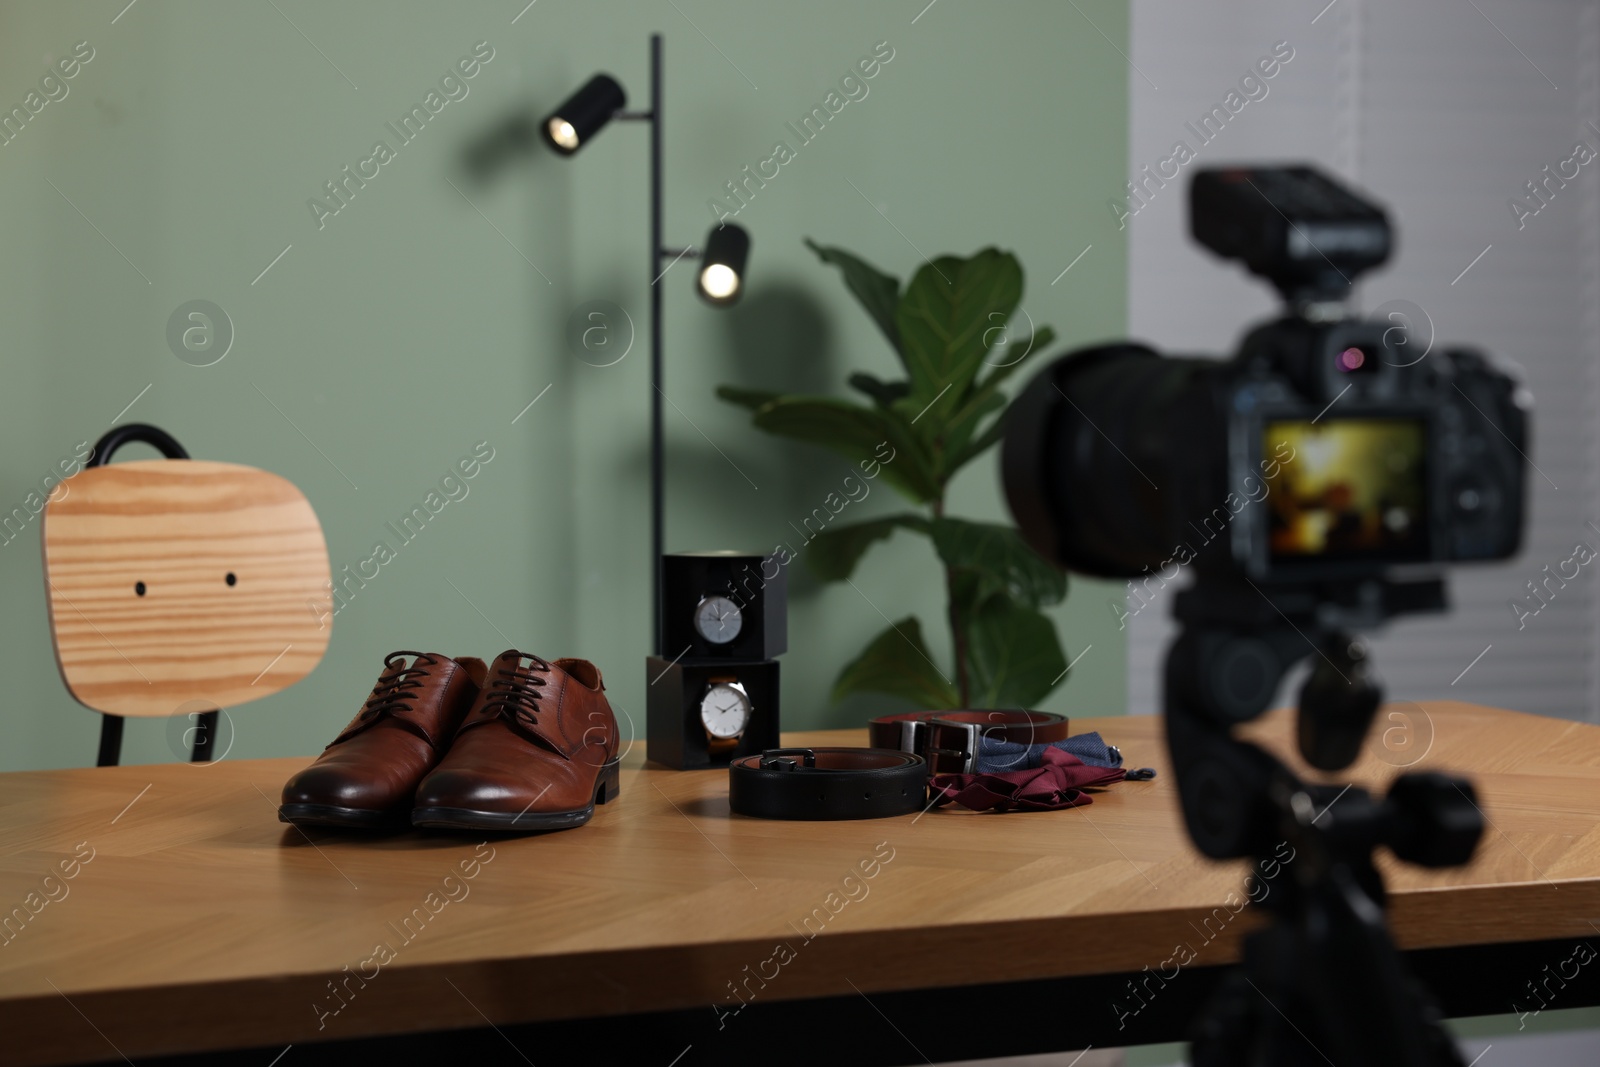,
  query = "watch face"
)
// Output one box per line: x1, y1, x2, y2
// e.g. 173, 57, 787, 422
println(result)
694, 595, 743, 644
700, 682, 752, 740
